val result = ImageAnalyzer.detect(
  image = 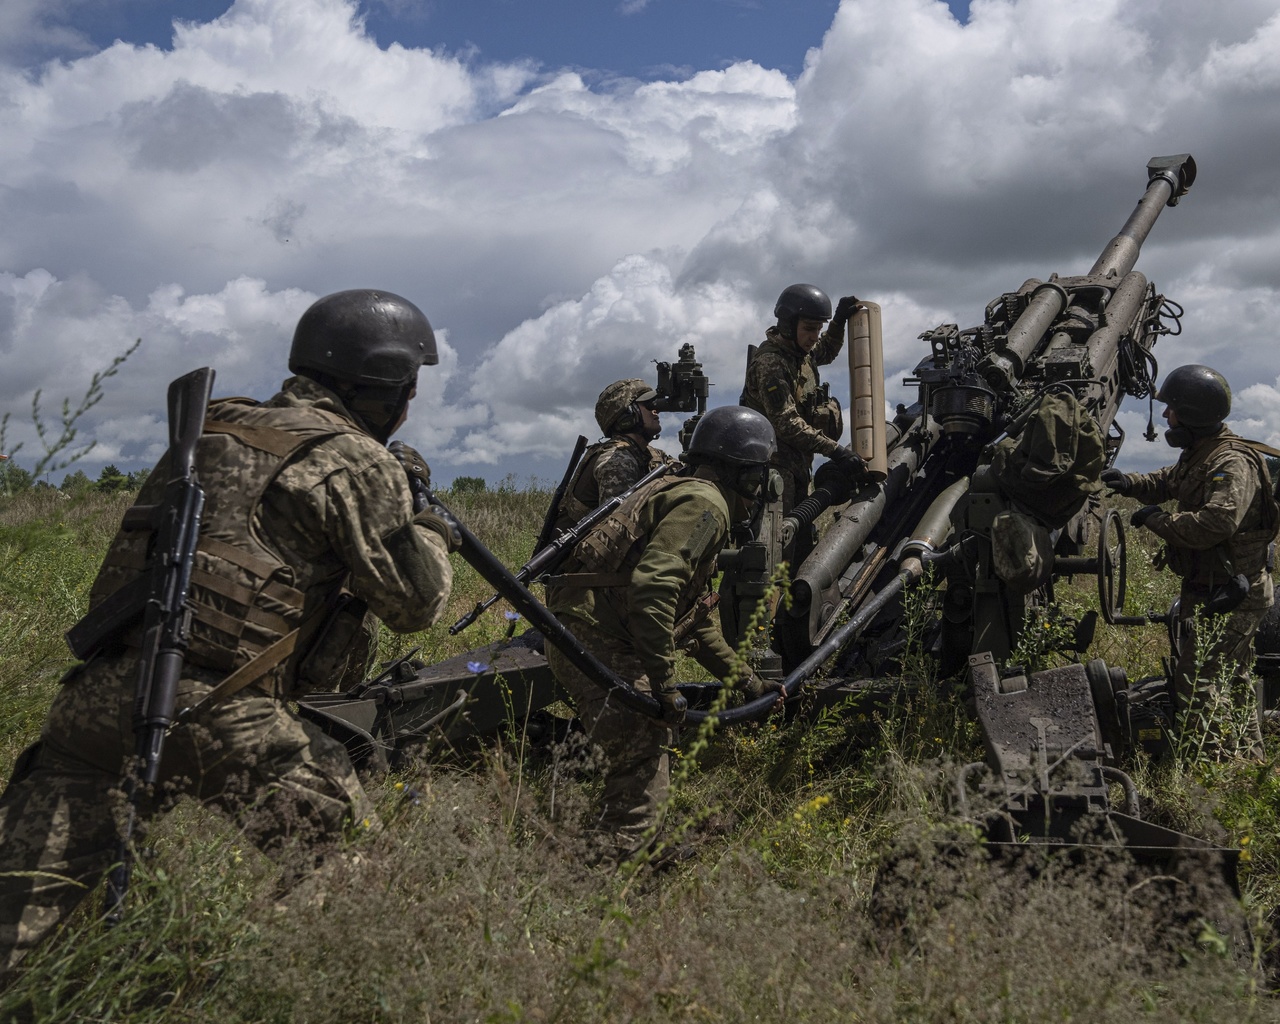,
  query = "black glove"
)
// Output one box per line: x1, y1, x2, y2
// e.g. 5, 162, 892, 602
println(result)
654, 683, 687, 726
828, 445, 868, 478
1130, 504, 1161, 529
416, 505, 462, 552
832, 295, 860, 326
1205, 573, 1250, 617
741, 671, 786, 701
389, 441, 432, 513
1100, 468, 1131, 495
